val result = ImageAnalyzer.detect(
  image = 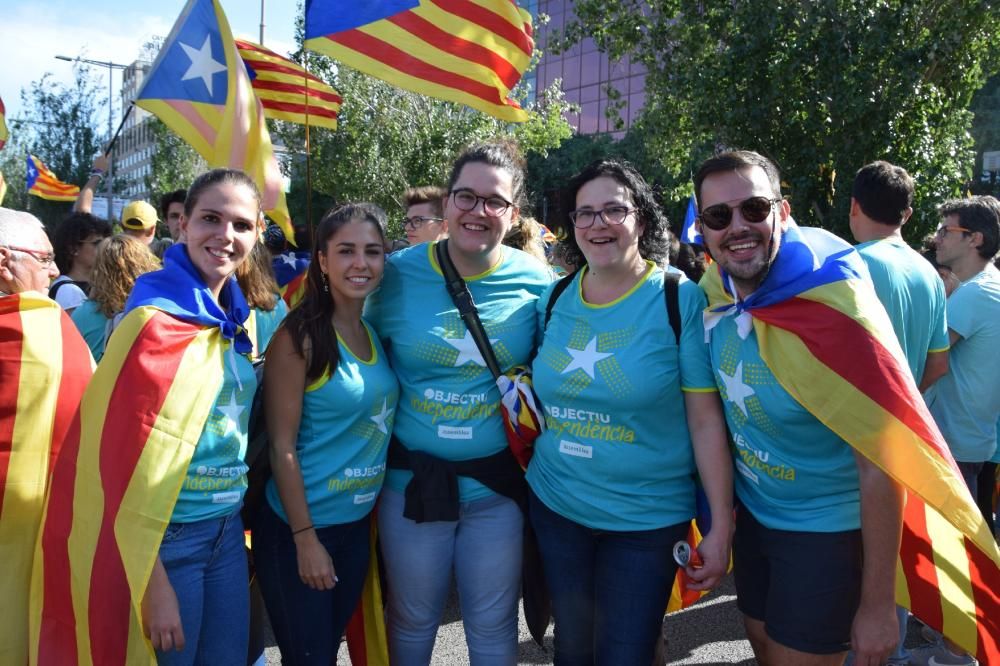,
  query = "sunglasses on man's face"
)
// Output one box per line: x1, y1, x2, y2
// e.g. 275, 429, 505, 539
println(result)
698, 196, 780, 231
